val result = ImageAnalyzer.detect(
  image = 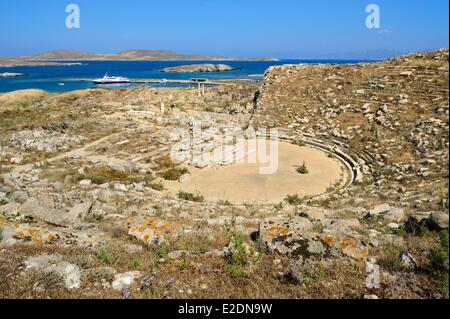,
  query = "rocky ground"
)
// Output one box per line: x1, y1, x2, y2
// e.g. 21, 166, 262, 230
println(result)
0, 50, 448, 299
